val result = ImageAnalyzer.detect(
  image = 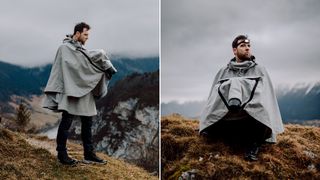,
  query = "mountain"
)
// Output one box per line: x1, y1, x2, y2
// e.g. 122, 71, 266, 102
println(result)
161, 114, 320, 179
161, 81, 320, 122
161, 101, 205, 118
0, 57, 158, 111
276, 82, 320, 122
68, 71, 159, 173
110, 57, 159, 86
0, 61, 51, 101
0, 126, 157, 179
